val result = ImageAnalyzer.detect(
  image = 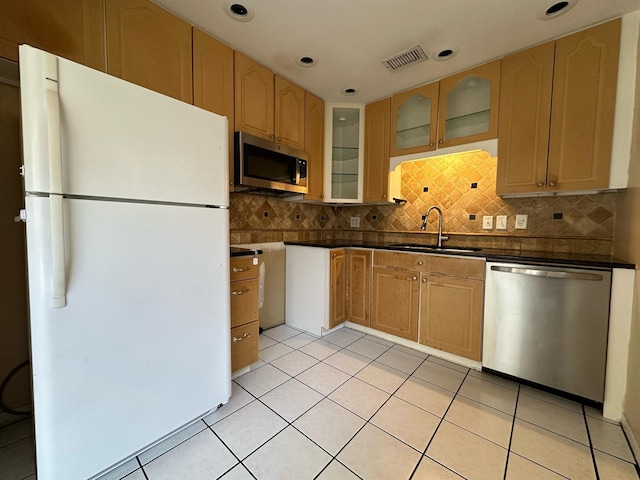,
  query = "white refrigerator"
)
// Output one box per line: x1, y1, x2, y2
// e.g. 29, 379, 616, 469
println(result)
19, 45, 231, 480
